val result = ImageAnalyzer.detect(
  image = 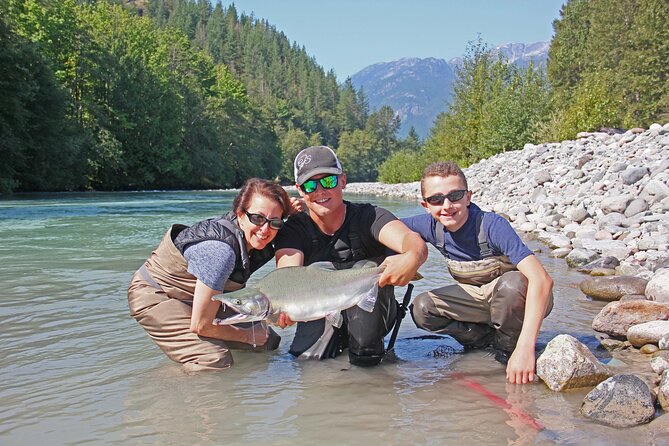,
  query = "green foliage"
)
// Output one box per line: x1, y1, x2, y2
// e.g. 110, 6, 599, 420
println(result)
0, 10, 85, 192
420, 39, 550, 168
377, 151, 424, 184
547, 0, 669, 130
